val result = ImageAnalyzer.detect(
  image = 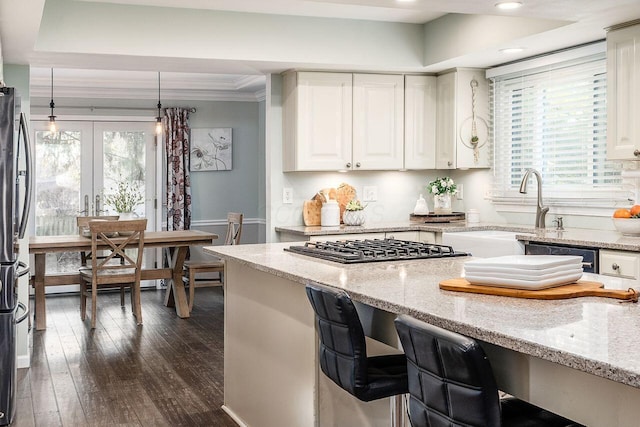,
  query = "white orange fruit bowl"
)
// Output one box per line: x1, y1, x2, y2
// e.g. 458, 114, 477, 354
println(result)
612, 218, 640, 236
